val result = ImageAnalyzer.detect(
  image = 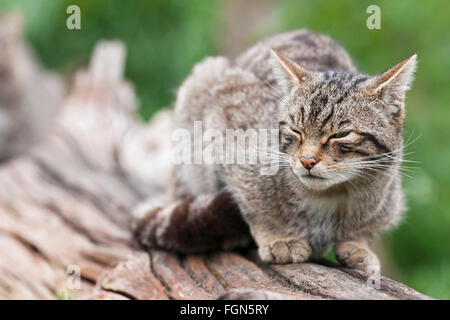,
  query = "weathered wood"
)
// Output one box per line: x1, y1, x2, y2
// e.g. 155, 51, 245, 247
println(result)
0, 22, 432, 299
0, 12, 64, 162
